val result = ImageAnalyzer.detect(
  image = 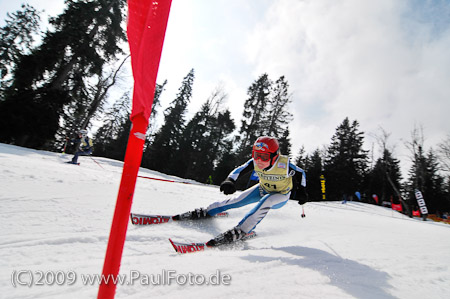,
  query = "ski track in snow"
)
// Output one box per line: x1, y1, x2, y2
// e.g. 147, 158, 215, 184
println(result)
1, 143, 449, 299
